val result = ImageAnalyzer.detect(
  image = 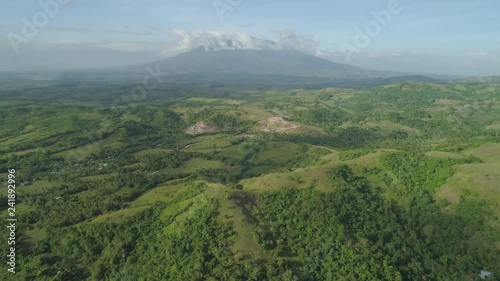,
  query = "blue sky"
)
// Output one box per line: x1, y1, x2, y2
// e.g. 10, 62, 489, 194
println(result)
1, 0, 499, 75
